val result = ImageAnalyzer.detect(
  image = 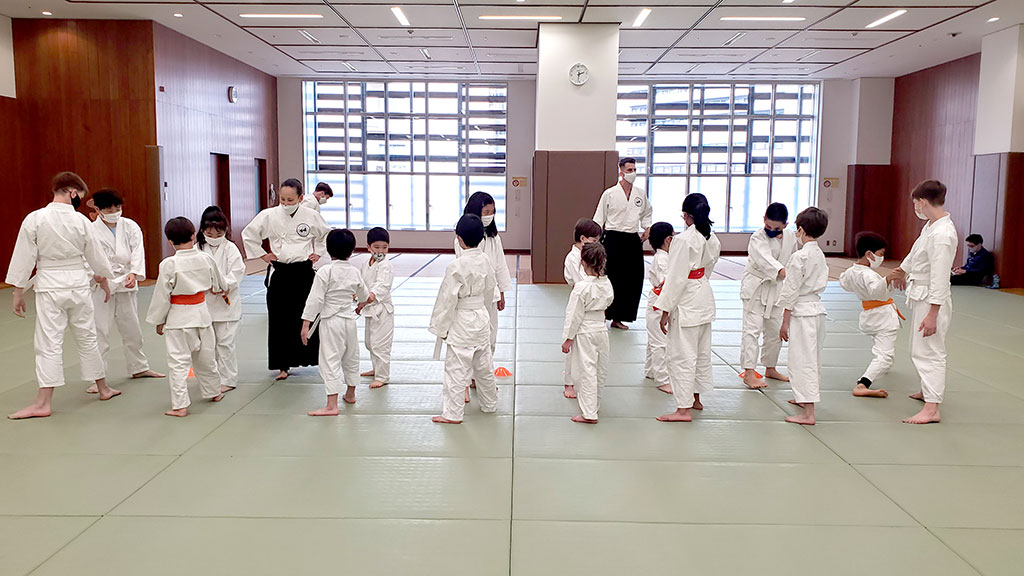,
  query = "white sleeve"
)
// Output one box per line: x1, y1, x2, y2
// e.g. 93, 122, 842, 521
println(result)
241, 210, 268, 260
655, 239, 693, 311
127, 220, 147, 279
593, 190, 608, 229
777, 253, 806, 311
640, 192, 653, 230
927, 236, 957, 305
747, 233, 784, 278
82, 218, 114, 279
5, 218, 38, 288
370, 262, 394, 302
354, 274, 370, 304
311, 211, 331, 258
301, 269, 328, 322
222, 244, 246, 293
491, 235, 513, 293
429, 267, 461, 340
454, 237, 463, 257
562, 285, 586, 340
145, 259, 175, 325
863, 271, 891, 301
